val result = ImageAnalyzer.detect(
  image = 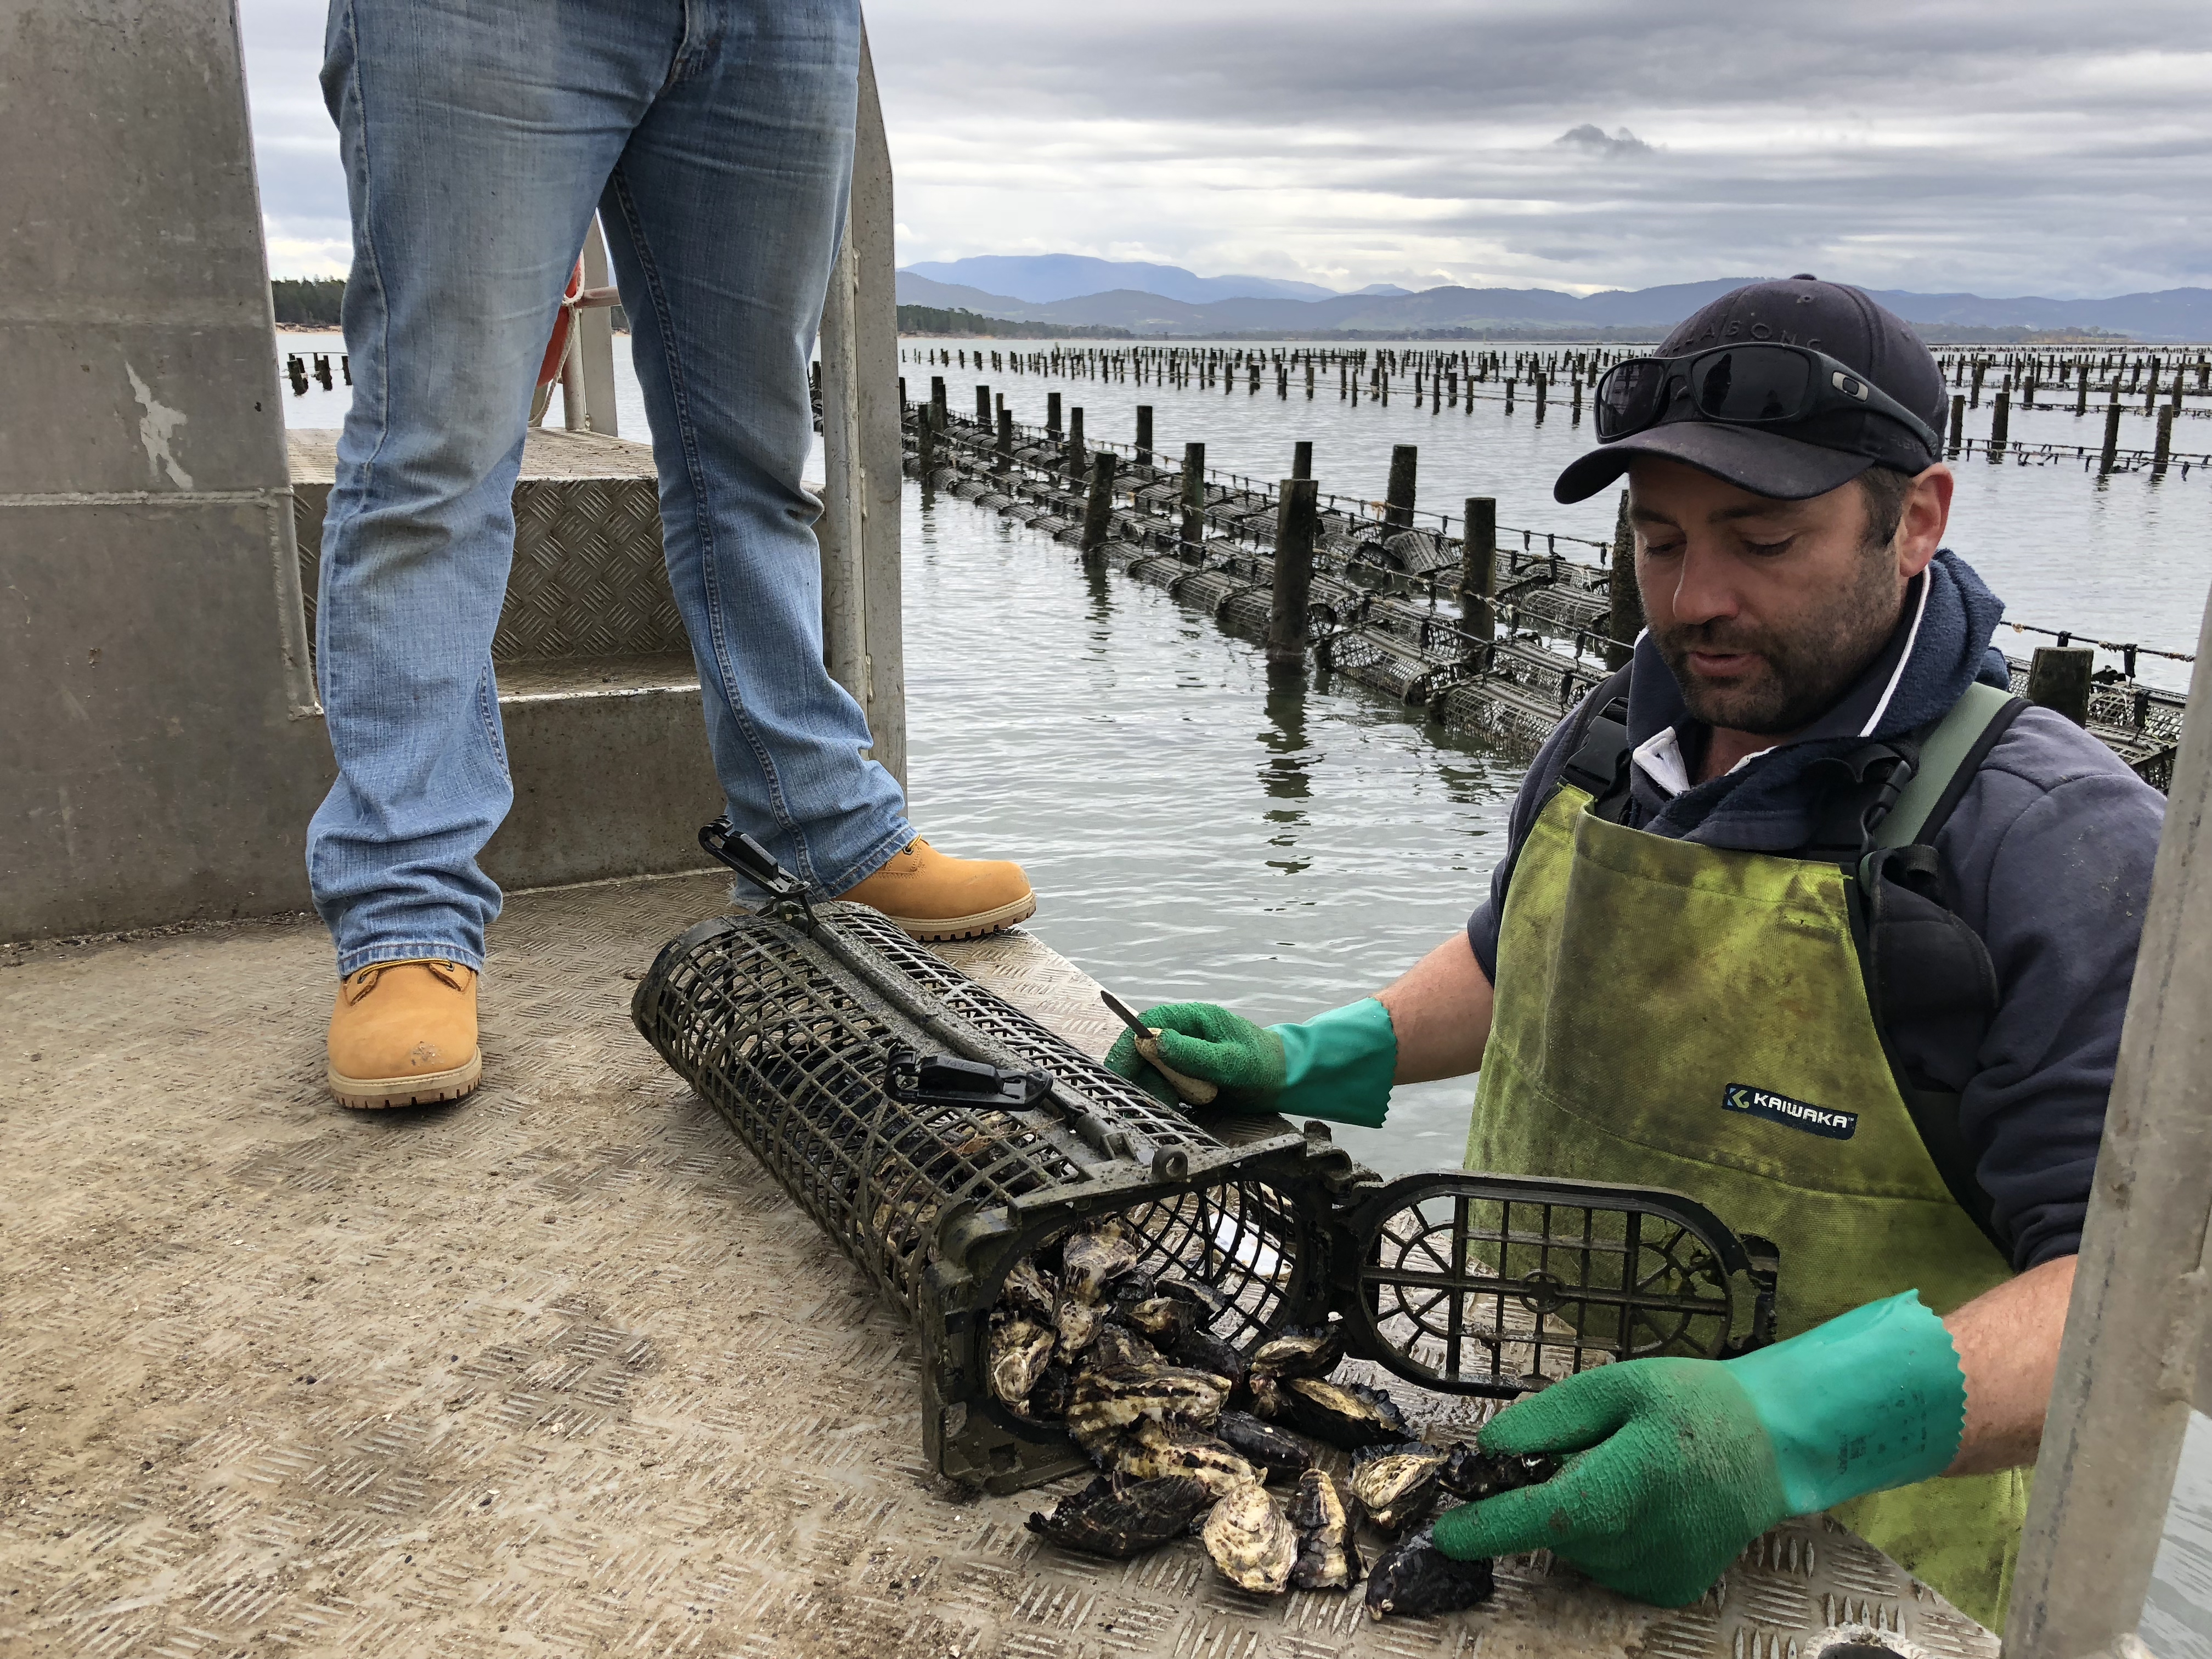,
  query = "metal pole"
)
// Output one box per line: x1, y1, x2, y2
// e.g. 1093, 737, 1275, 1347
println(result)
576, 215, 619, 436
811, 22, 904, 787
1267, 478, 1318, 668
2007, 577, 2212, 1659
